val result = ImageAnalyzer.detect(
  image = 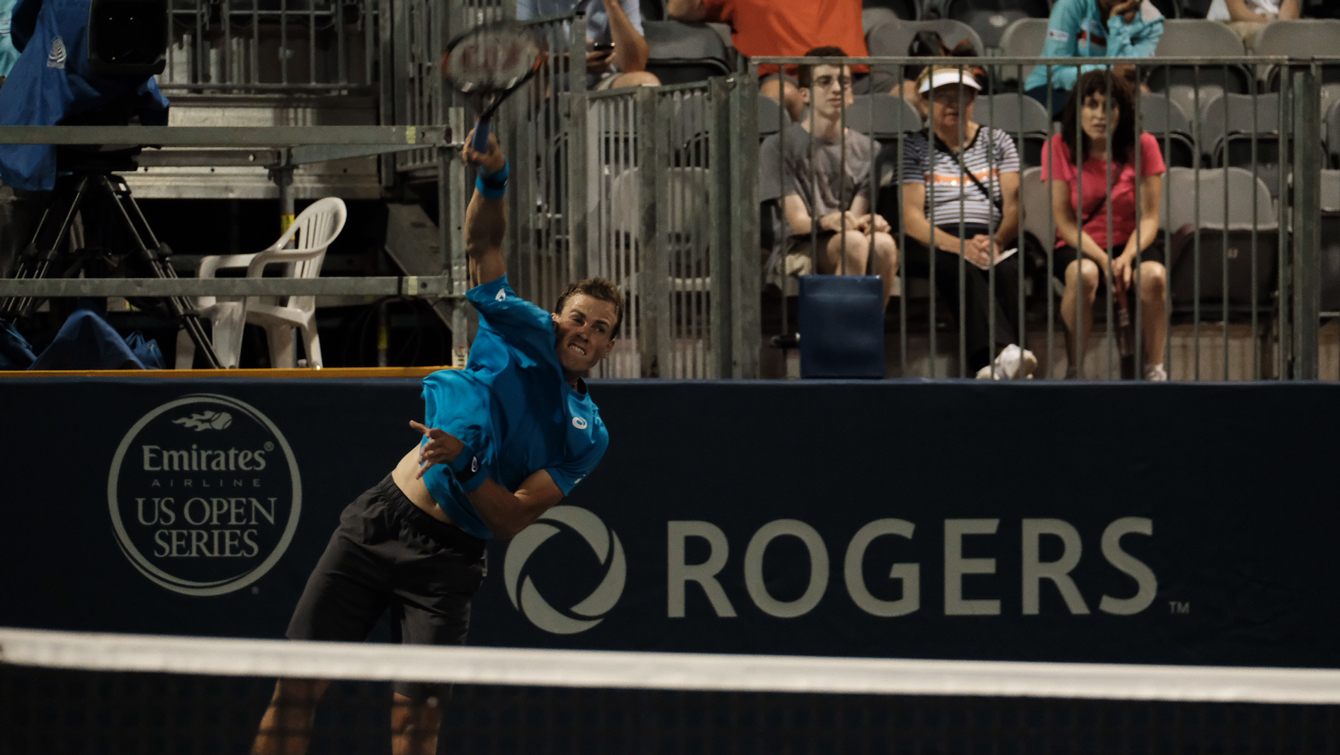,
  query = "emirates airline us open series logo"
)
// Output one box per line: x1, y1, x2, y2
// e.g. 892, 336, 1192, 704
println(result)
504, 506, 626, 634
108, 394, 302, 596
